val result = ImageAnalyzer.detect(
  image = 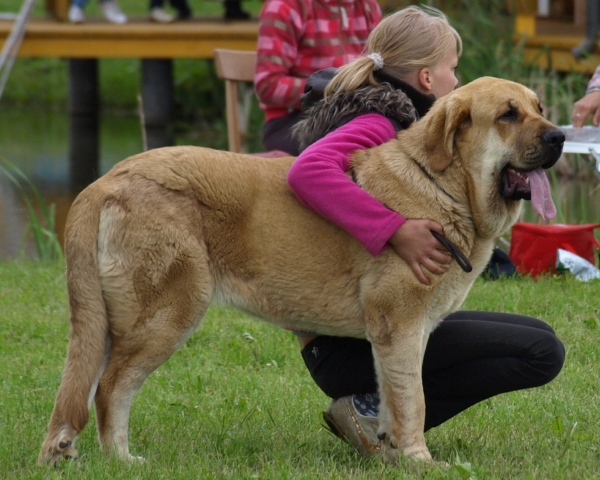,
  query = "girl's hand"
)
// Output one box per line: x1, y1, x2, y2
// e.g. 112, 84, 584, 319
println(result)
388, 219, 452, 286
